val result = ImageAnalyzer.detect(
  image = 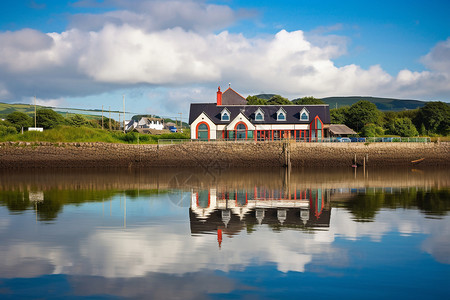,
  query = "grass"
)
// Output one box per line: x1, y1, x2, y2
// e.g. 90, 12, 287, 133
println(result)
0, 126, 190, 144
